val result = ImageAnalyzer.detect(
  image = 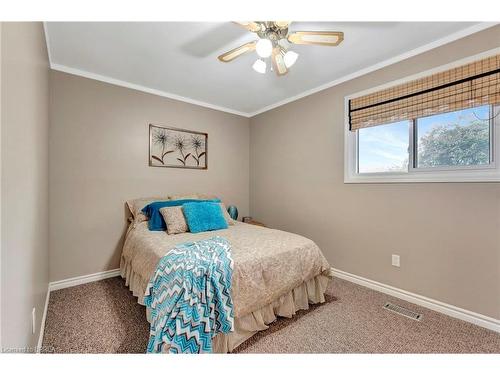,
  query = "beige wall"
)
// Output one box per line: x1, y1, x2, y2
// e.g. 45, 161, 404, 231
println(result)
250, 26, 500, 319
49, 71, 250, 281
1, 23, 50, 349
